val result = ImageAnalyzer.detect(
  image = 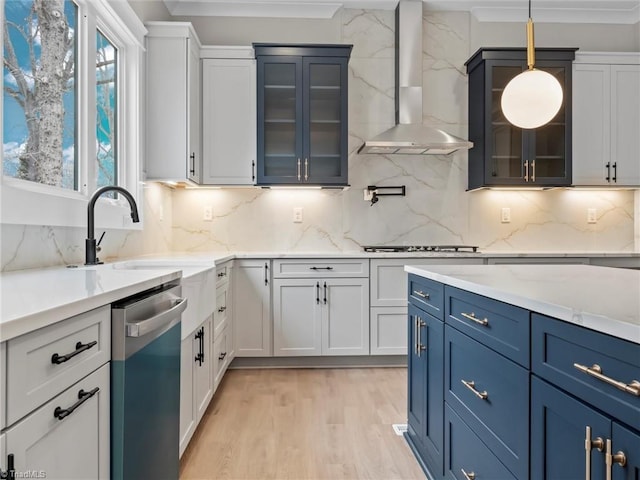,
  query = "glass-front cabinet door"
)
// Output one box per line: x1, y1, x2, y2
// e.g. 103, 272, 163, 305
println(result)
466, 48, 576, 189
304, 57, 348, 185
255, 44, 352, 186
257, 57, 303, 183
